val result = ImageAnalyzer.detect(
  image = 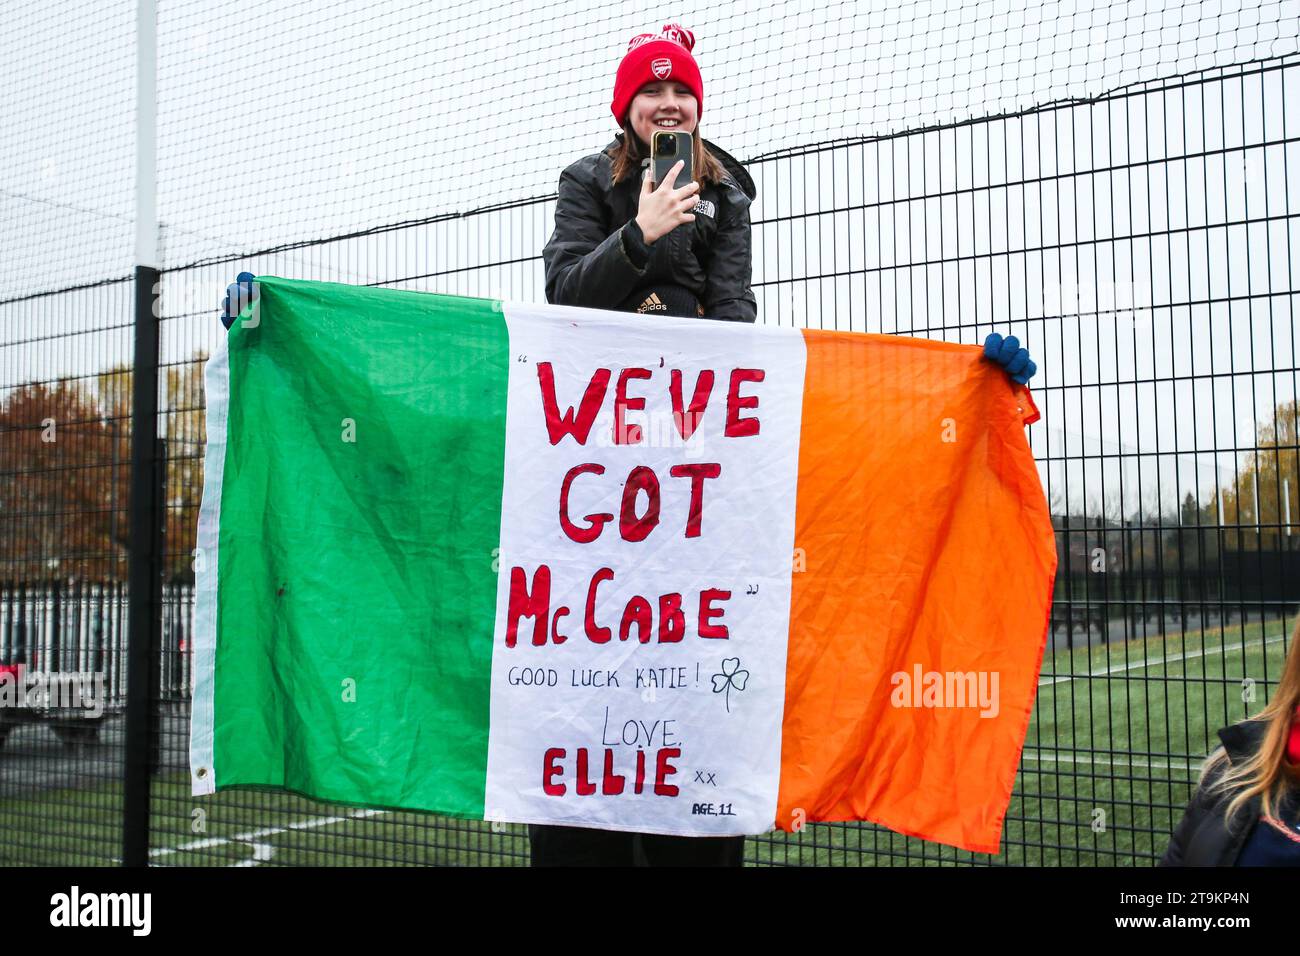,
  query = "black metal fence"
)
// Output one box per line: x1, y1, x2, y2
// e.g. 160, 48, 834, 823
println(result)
3, 13, 1299, 864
